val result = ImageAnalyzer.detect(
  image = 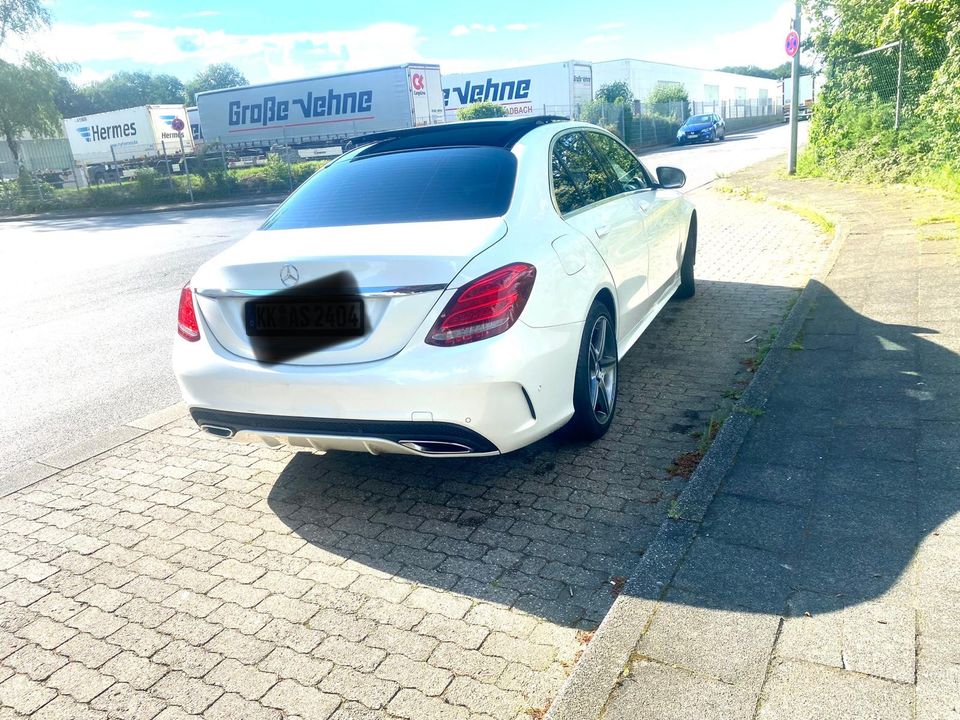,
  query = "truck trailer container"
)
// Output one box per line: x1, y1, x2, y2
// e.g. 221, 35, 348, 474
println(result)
781, 74, 818, 120
63, 105, 194, 165
196, 64, 445, 149
441, 60, 593, 120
